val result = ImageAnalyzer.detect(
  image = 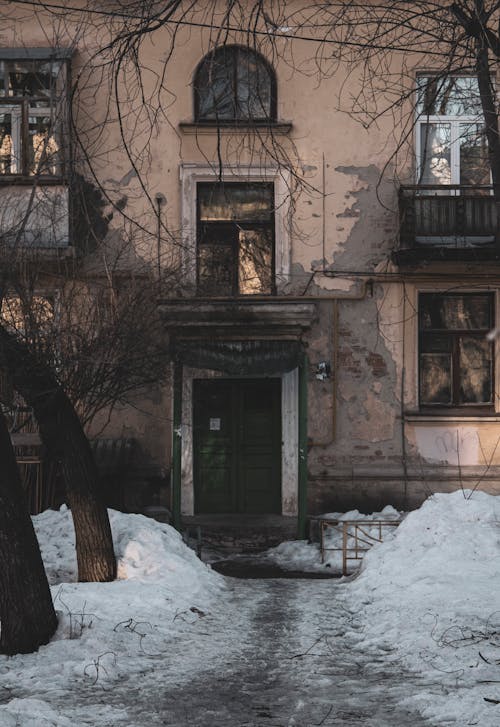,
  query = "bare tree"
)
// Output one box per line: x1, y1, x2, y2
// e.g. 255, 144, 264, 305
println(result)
75, 2, 500, 188
0, 8, 175, 586
0, 1, 496, 210
0, 403, 57, 654
0, 0, 496, 590
0, 184, 176, 582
